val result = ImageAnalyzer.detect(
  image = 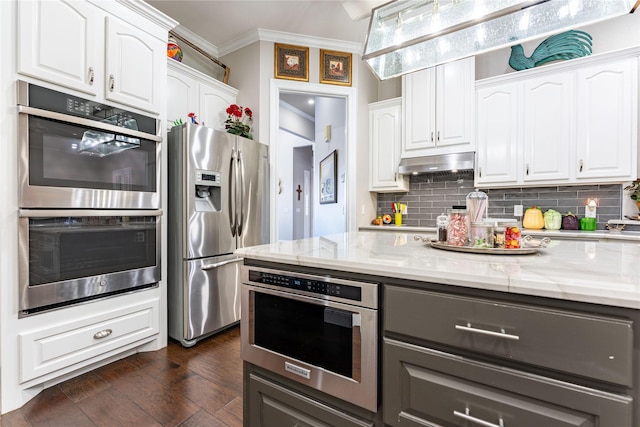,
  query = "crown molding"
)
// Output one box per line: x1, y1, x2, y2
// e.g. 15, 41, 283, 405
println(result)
219, 28, 363, 57
116, 0, 177, 30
